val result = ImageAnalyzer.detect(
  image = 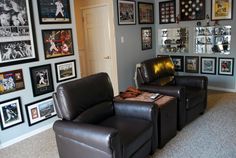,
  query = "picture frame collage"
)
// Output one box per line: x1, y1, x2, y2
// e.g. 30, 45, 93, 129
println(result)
117, 0, 154, 51
0, 0, 77, 130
